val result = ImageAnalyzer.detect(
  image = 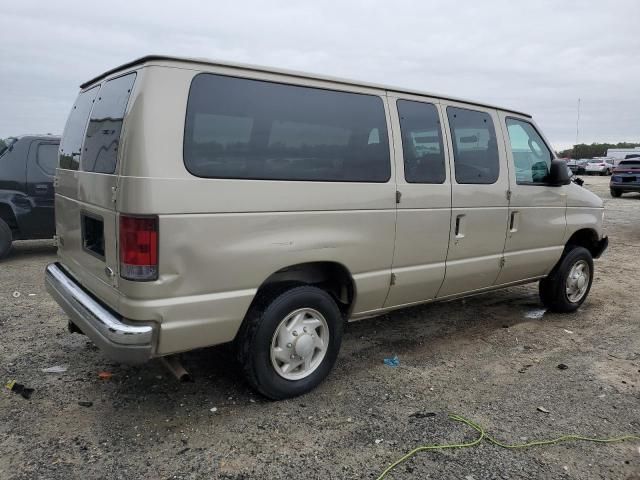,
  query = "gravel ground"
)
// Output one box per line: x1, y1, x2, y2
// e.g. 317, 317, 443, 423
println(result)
1, 175, 639, 480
